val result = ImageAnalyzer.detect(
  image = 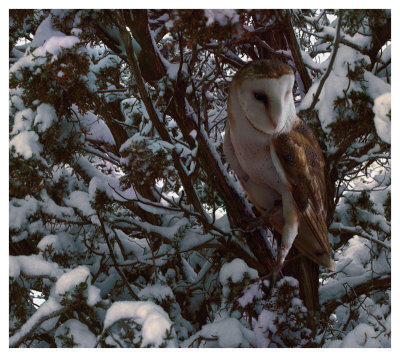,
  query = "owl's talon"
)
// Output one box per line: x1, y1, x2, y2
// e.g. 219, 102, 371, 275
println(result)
266, 265, 281, 298
266, 244, 290, 298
